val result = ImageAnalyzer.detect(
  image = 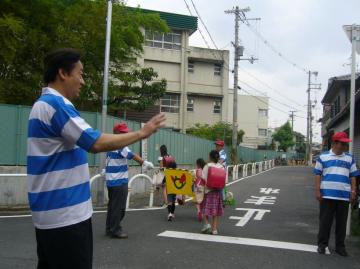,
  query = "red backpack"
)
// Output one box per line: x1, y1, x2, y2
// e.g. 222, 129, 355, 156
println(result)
163, 155, 176, 168
206, 166, 226, 189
